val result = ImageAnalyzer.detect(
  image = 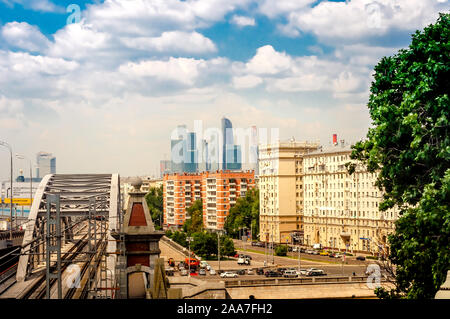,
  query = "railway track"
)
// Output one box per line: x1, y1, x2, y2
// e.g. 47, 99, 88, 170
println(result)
19, 221, 107, 299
